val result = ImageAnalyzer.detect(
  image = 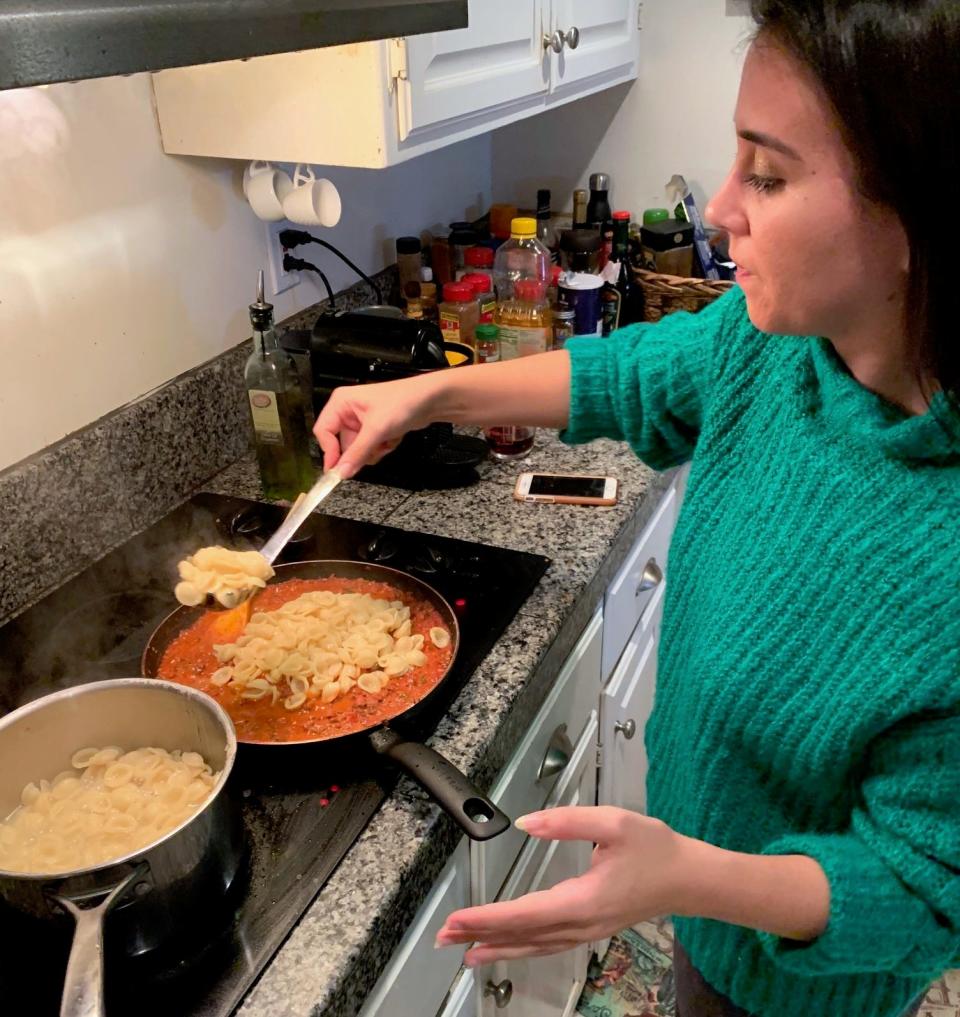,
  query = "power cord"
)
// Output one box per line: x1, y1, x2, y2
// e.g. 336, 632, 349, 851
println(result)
282, 253, 336, 309
279, 228, 382, 304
